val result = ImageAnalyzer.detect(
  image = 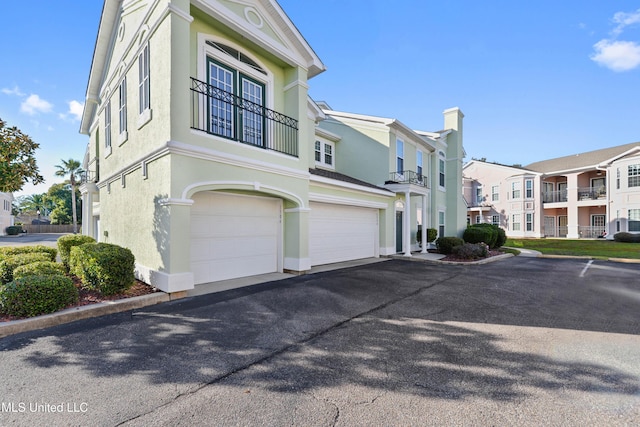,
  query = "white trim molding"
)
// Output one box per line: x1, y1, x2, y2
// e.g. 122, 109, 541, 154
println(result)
309, 193, 388, 209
